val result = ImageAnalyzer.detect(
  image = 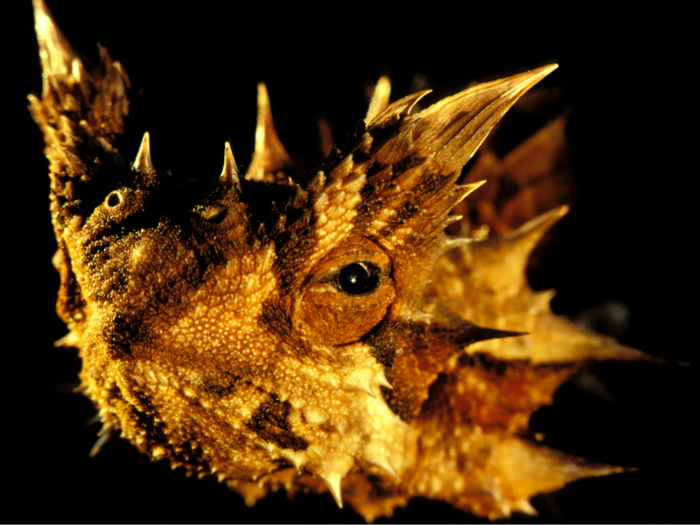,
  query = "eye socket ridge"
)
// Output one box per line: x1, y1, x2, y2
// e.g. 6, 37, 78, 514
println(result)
335, 262, 381, 296
105, 190, 124, 209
